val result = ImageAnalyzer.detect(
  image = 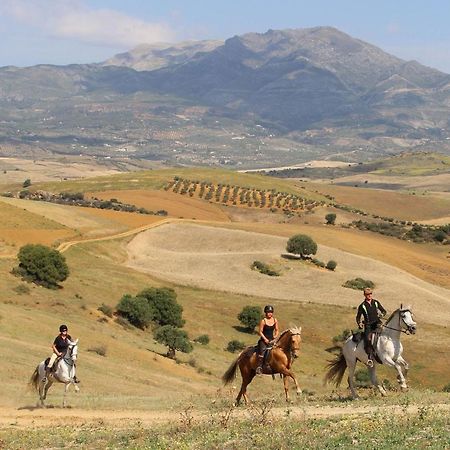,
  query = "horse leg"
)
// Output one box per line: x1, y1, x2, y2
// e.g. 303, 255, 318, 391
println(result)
368, 366, 386, 396
280, 369, 301, 401
346, 357, 358, 400
63, 383, 70, 408
383, 356, 408, 390
397, 356, 409, 379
